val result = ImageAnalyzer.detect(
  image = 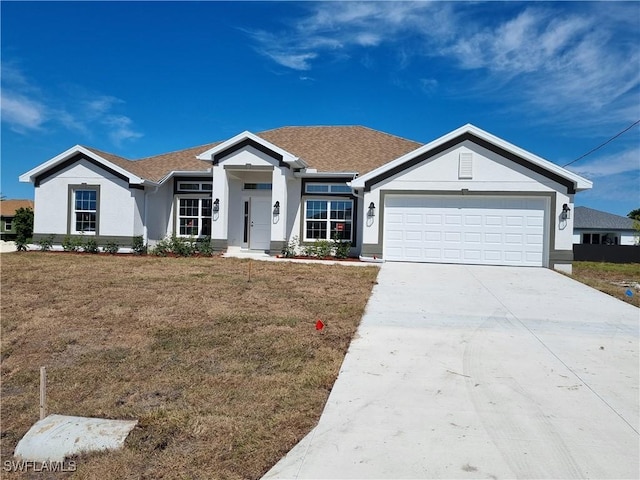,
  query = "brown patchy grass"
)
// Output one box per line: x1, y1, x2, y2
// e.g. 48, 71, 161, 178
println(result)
0, 253, 379, 479
572, 261, 640, 307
